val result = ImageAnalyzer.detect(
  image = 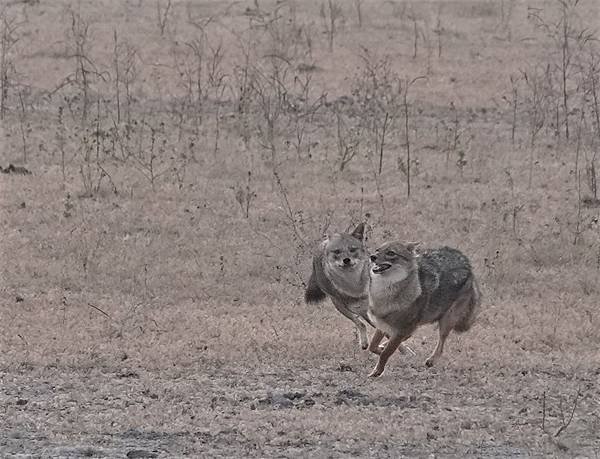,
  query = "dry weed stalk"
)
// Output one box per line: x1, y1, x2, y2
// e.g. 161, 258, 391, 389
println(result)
541, 386, 583, 451
273, 169, 305, 246
172, 32, 227, 150
584, 146, 598, 203
497, 0, 516, 41
439, 102, 471, 179
353, 0, 363, 28
588, 61, 600, 139
334, 106, 361, 172
288, 73, 324, 160
79, 101, 117, 196
253, 64, 286, 167
528, 0, 595, 141
230, 25, 257, 151
56, 106, 67, 183
156, 0, 172, 37
131, 120, 170, 191
508, 75, 519, 146
111, 30, 138, 126
434, 5, 443, 59
408, 11, 419, 59
206, 41, 227, 157
400, 76, 426, 197
112, 30, 121, 124
0, 9, 20, 120
233, 171, 256, 219
17, 90, 28, 163
520, 65, 551, 187
353, 50, 403, 175
320, 0, 342, 53
60, 7, 107, 123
